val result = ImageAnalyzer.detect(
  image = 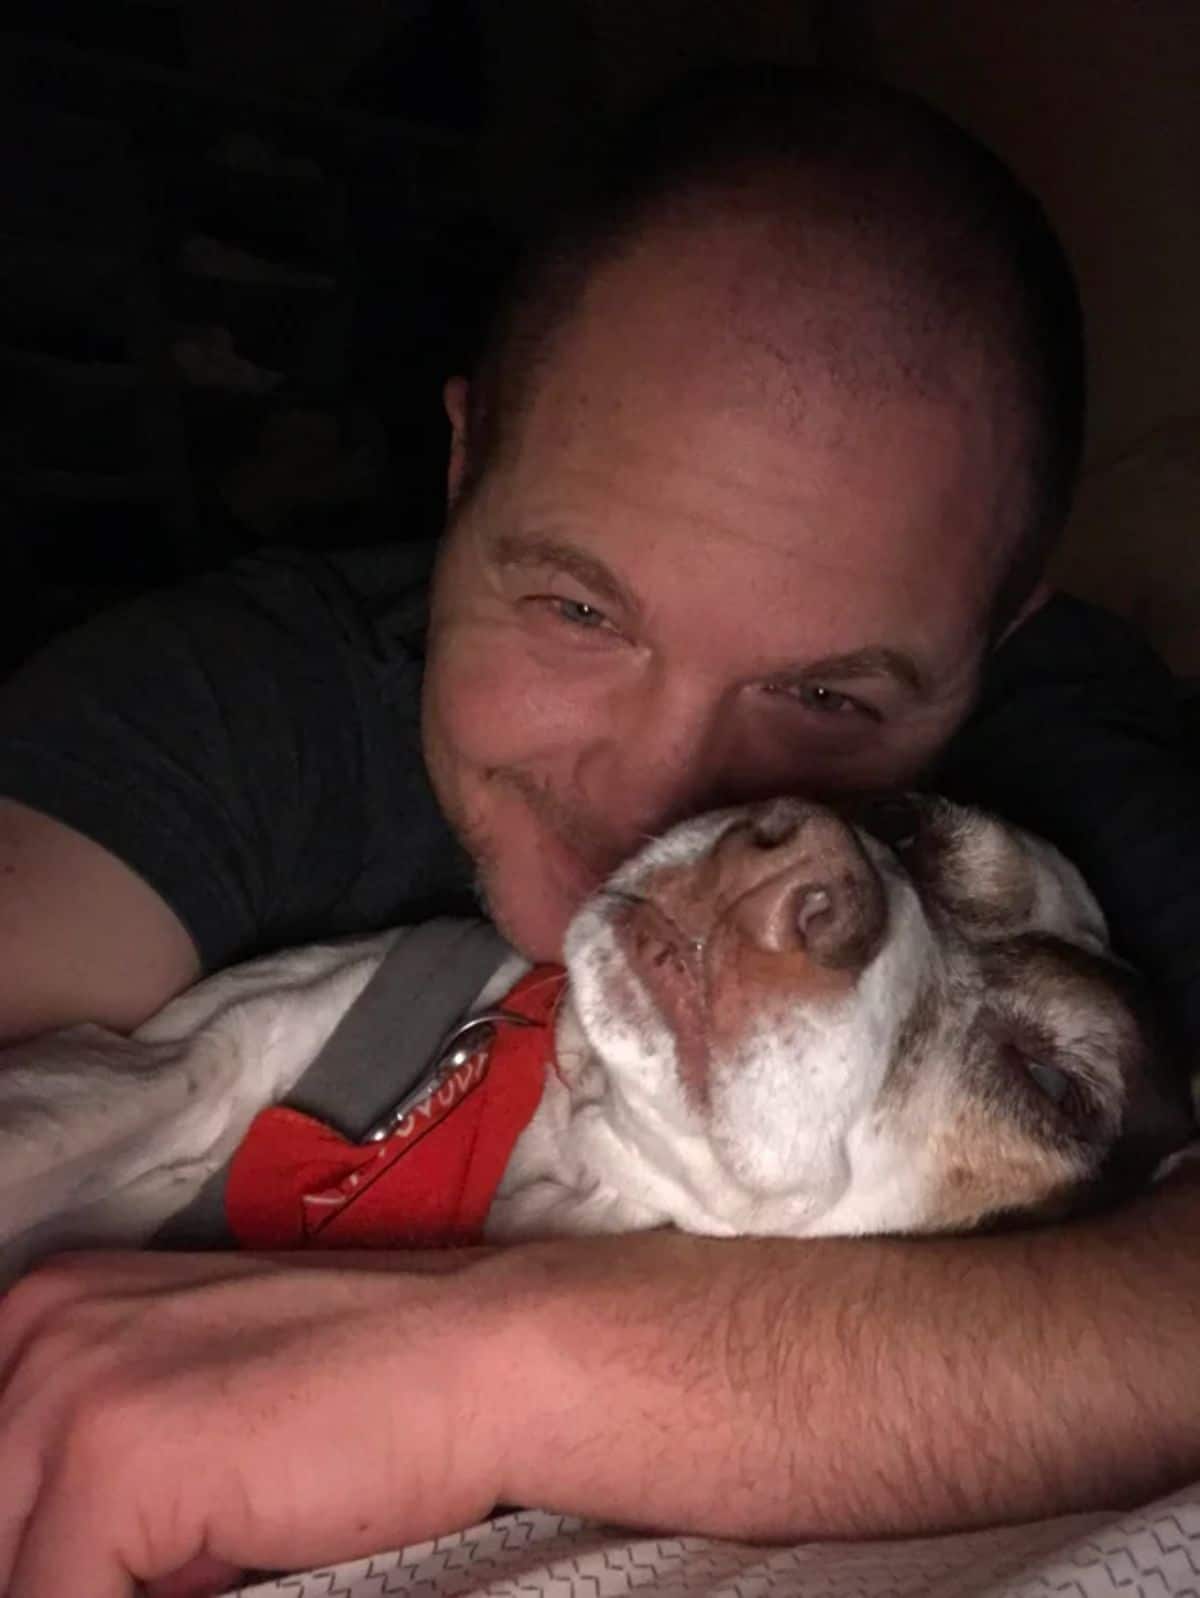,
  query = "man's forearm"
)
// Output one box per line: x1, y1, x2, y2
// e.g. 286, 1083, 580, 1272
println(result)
3, 1182, 1197, 1594
483, 1163, 1200, 1540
